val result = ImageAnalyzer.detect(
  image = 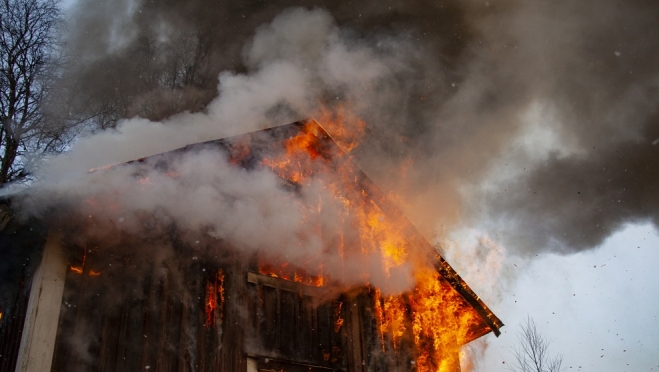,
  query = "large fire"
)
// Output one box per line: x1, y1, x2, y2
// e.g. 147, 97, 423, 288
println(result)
68, 113, 499, 371
256, 117, 497, 371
